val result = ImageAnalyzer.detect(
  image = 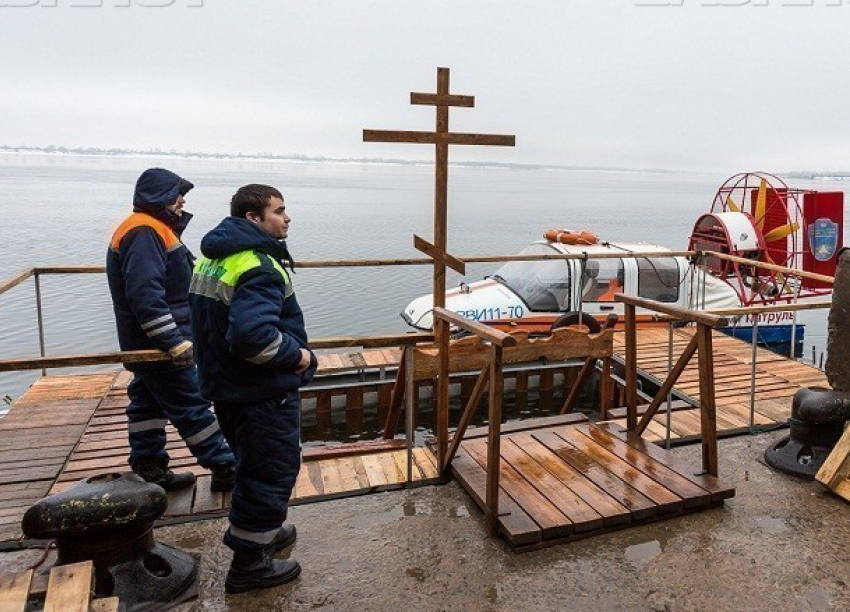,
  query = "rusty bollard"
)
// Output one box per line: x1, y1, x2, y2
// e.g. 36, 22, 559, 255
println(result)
764, 247, 850, 478
22, 473, 199, 607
